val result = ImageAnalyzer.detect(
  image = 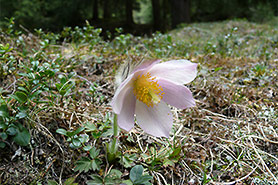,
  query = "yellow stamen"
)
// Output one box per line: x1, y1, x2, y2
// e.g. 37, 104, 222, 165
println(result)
133, 72, 164, 107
